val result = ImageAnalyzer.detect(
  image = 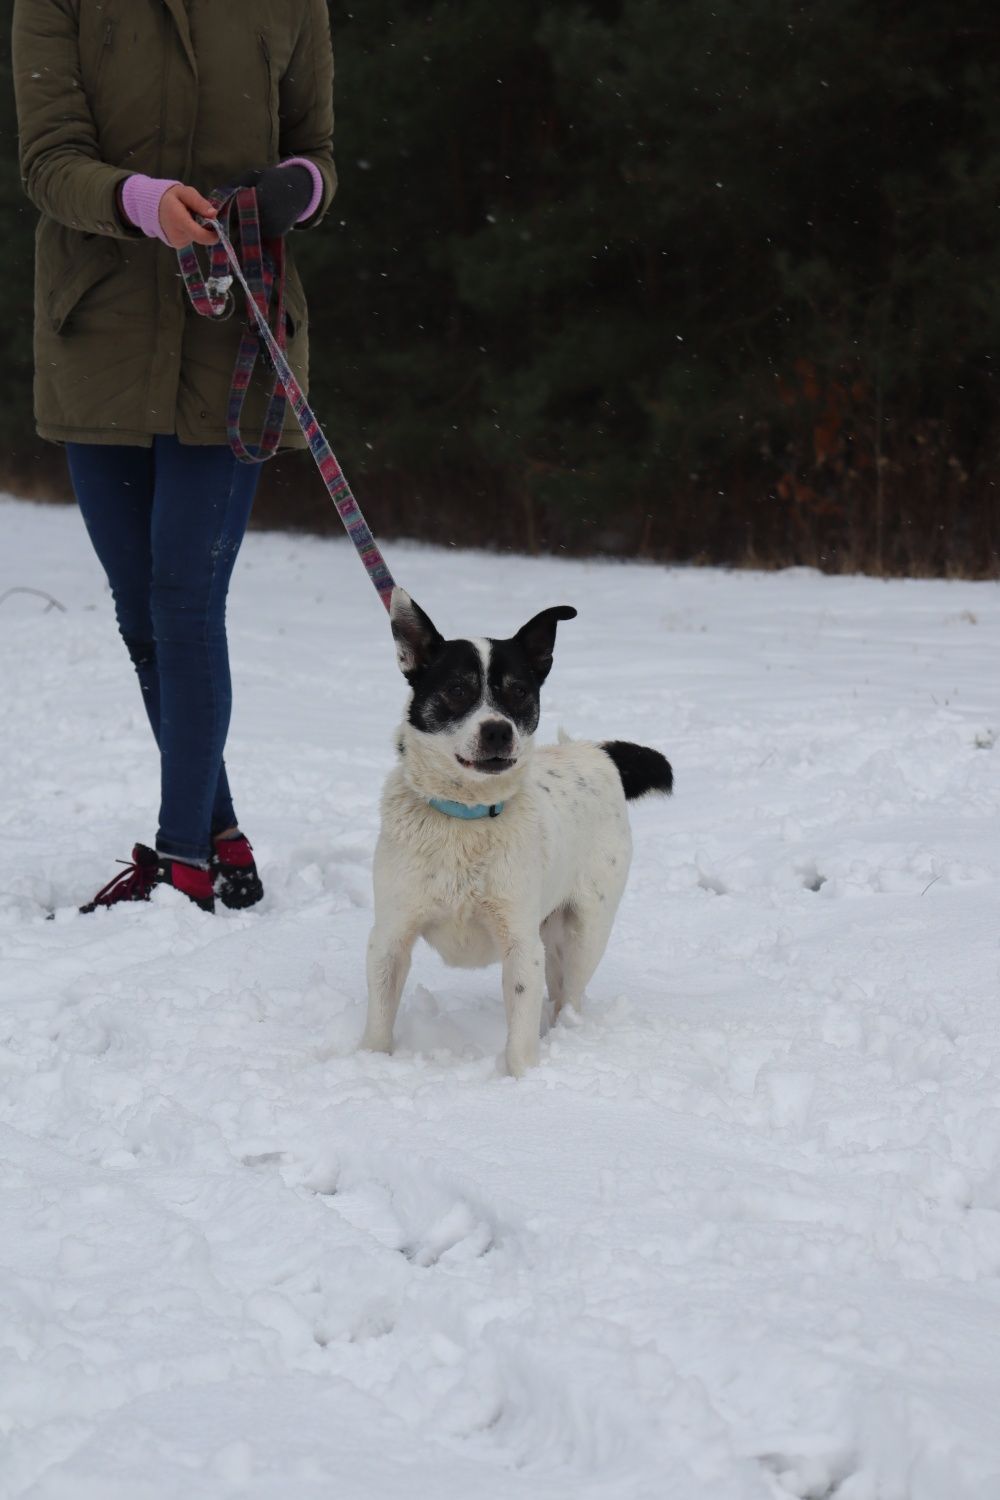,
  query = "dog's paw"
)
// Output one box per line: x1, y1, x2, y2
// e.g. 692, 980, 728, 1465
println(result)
359, 1028, 394, 1055
503, 1043, 539, 1079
